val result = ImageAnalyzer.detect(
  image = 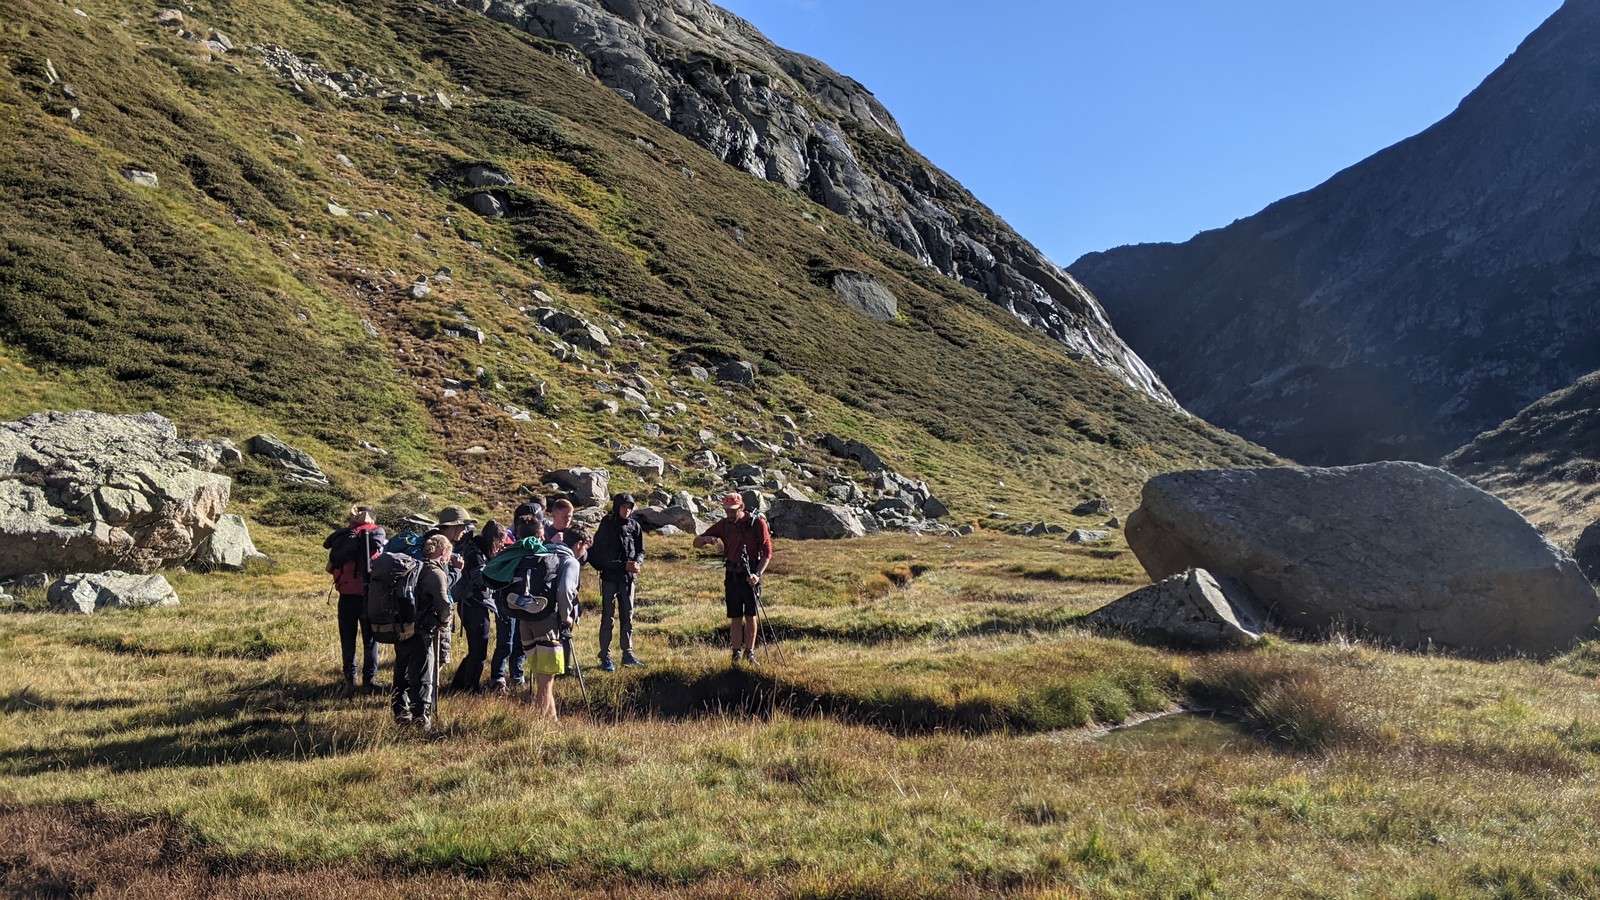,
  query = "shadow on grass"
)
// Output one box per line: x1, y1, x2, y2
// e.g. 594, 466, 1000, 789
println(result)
660, 610, 1091, 648
586, 665, 1164, 736
0, 676, 381, 776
